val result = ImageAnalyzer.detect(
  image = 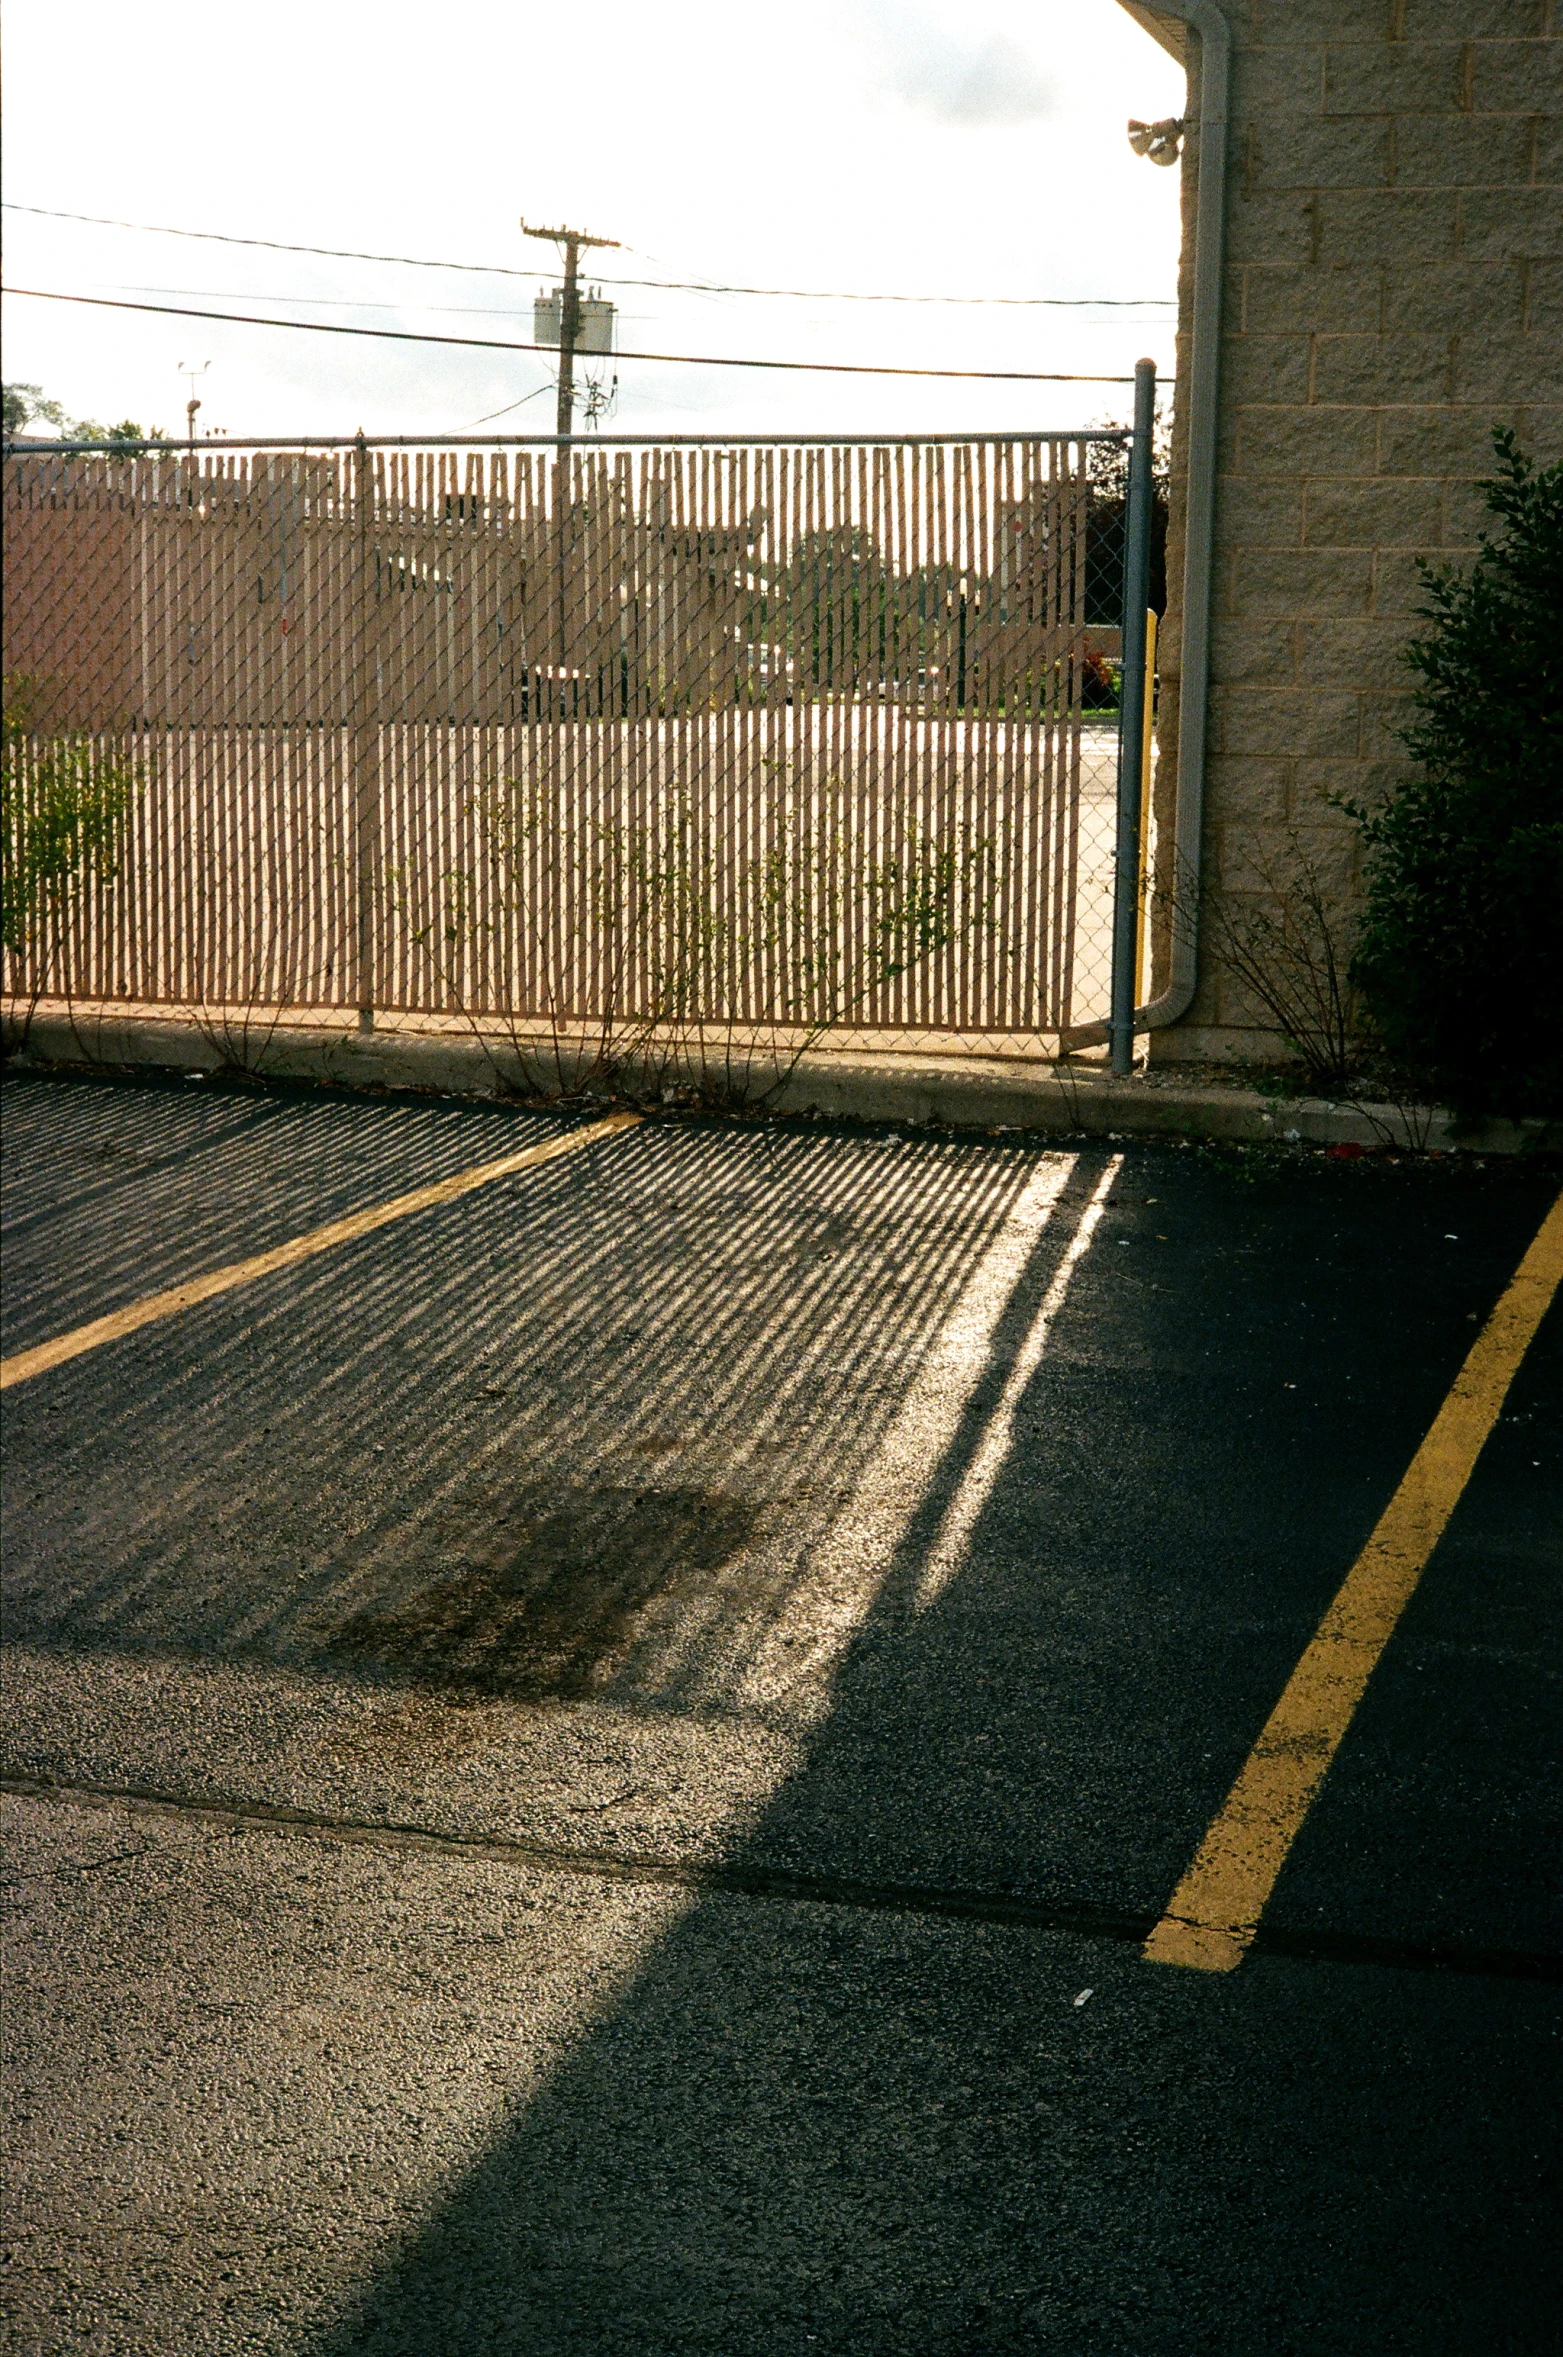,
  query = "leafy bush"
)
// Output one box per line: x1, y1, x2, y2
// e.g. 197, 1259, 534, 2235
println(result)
1347, 431, 1563, 1116
2, 678, 135, 1037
